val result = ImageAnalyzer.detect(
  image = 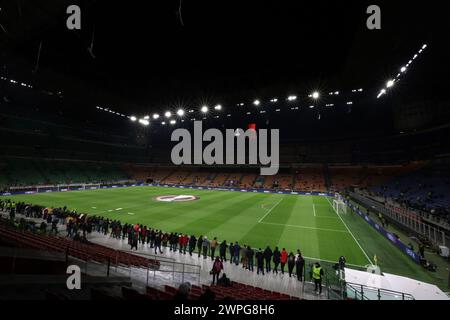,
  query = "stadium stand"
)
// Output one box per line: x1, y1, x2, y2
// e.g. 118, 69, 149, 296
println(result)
294, 167, 326, 192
